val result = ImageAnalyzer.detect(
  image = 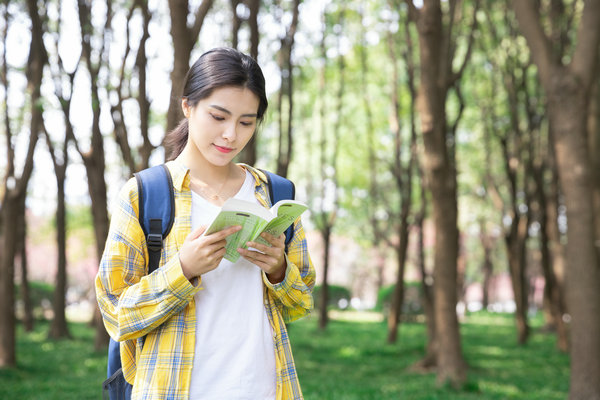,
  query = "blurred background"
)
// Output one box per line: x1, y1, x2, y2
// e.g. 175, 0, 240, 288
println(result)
1, 0, 599, 399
